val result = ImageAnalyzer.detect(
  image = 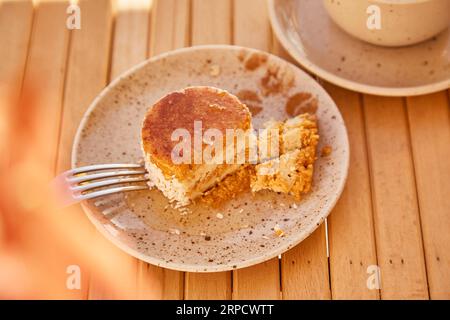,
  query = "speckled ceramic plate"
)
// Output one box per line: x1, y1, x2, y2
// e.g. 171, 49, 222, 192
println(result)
72, 45, 349, 272
269, 0, 450, 96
